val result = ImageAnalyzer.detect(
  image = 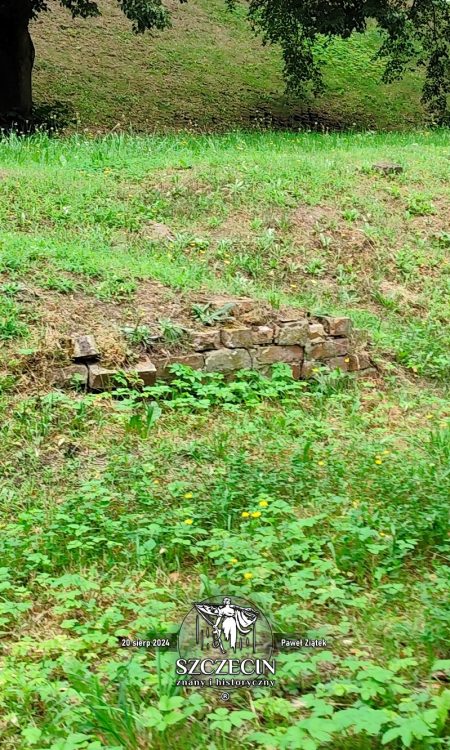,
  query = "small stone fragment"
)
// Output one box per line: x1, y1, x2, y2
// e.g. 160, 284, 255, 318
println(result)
188, 329, 221, 351
274, 320, 309, 346
54, 364, 88, 389
154, 353, 205, 380
252, 325, 274, 345
315, 316, 352, 337
373, 162, 404, 175
308, 323, 326, 342
204, 348, 251, 374
72, 334, 100, 362
221, 327, 254, 348
308, 338, 349, 360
